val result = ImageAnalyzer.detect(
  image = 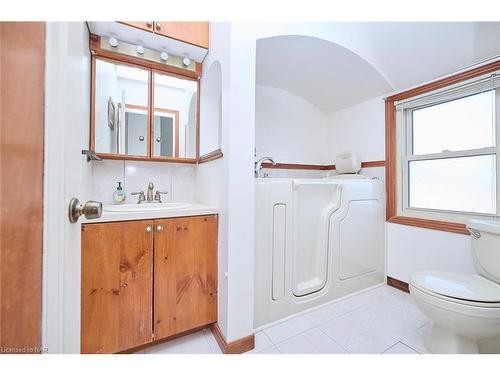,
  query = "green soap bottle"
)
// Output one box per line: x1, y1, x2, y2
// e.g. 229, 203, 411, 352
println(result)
113, 182, 126, 203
